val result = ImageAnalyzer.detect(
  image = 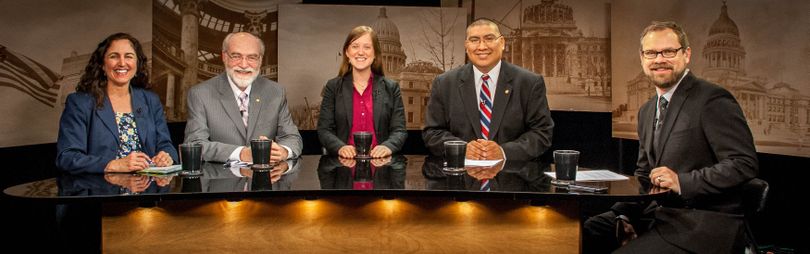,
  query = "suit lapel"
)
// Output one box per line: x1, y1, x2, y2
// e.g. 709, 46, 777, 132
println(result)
246, 80, 265, 139
97, 96, 119, 147
642, 99, 656, 164
488, 63, 513, 140
340, 75, 354, 130
654, 72, 695, 165
459, 65, 482, 139
131, 89, 150, 149
217, 75, 247, 139
372, 75, 384, 137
